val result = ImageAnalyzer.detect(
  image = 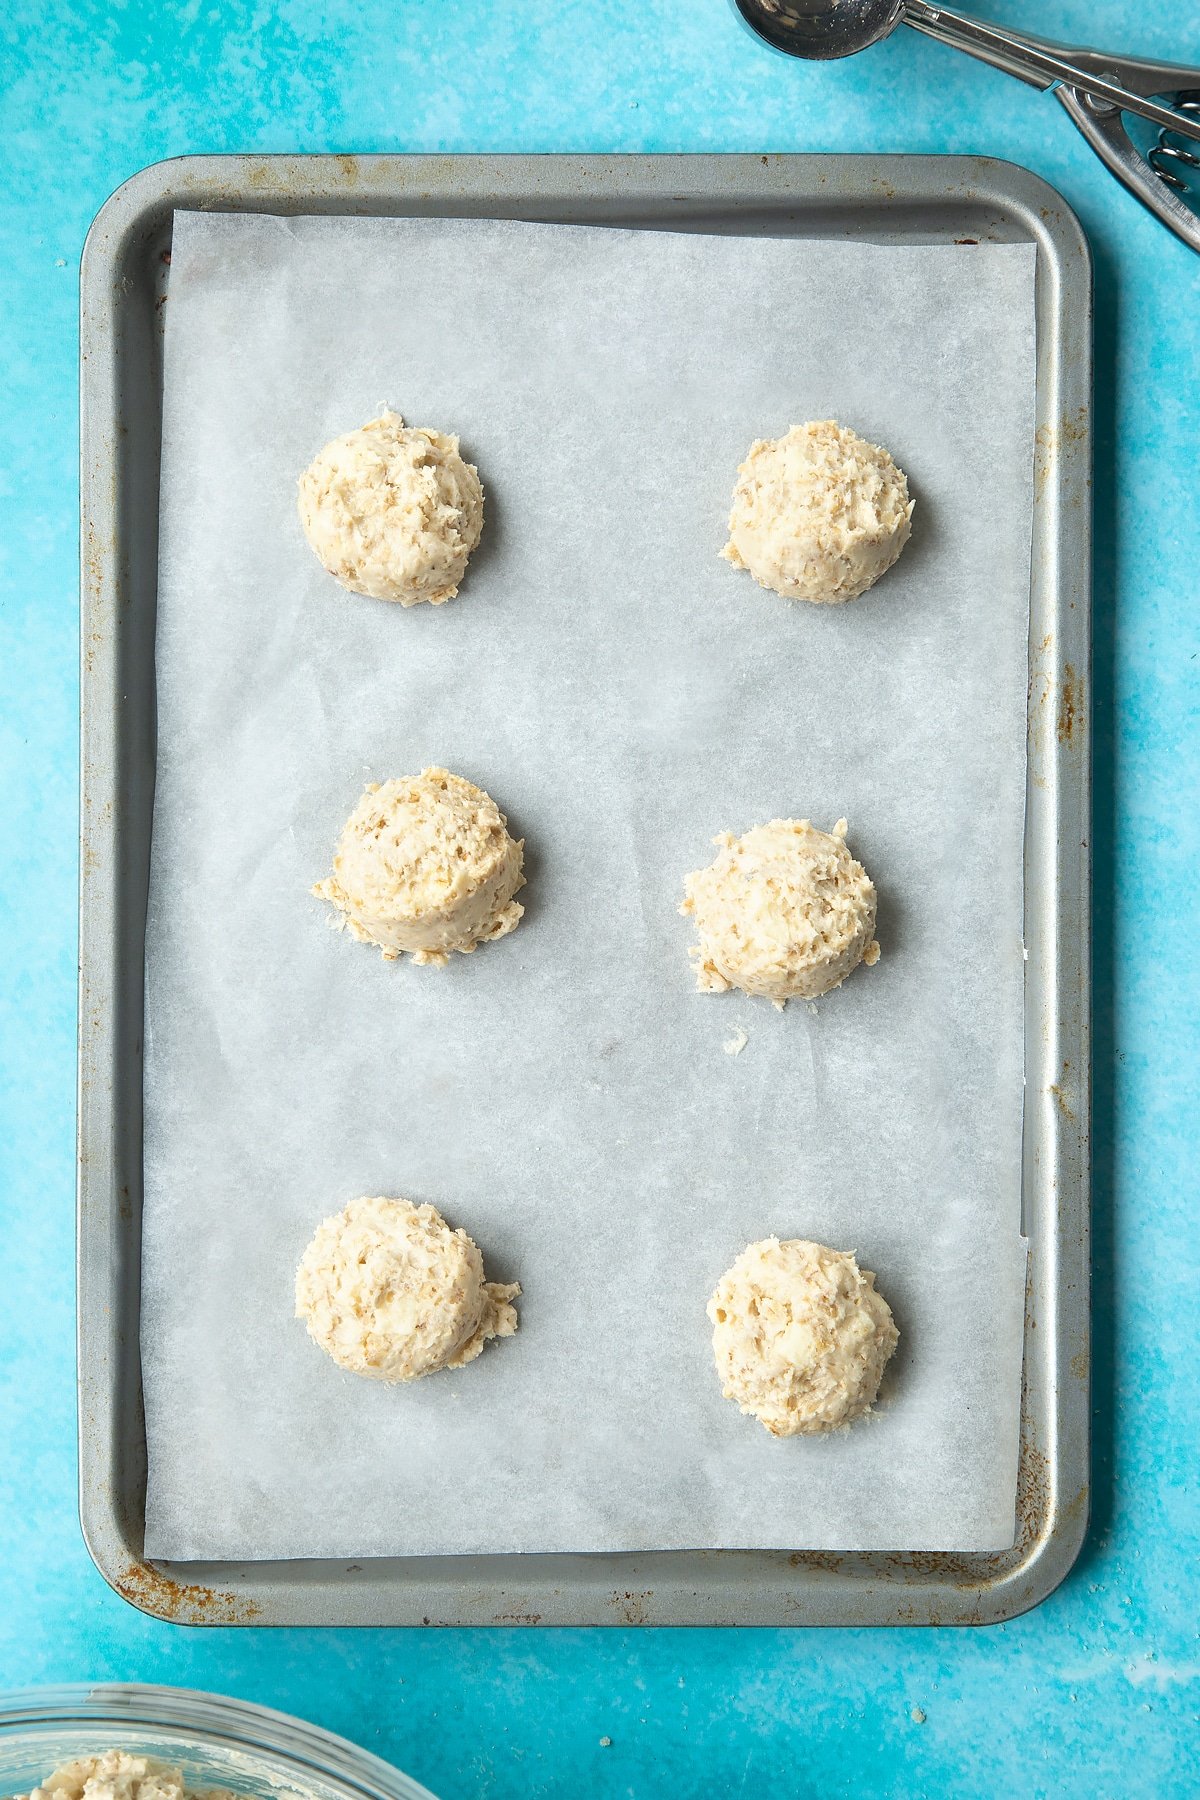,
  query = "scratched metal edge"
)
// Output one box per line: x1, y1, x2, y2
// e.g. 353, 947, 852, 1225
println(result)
77, 152, 1091, 1628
